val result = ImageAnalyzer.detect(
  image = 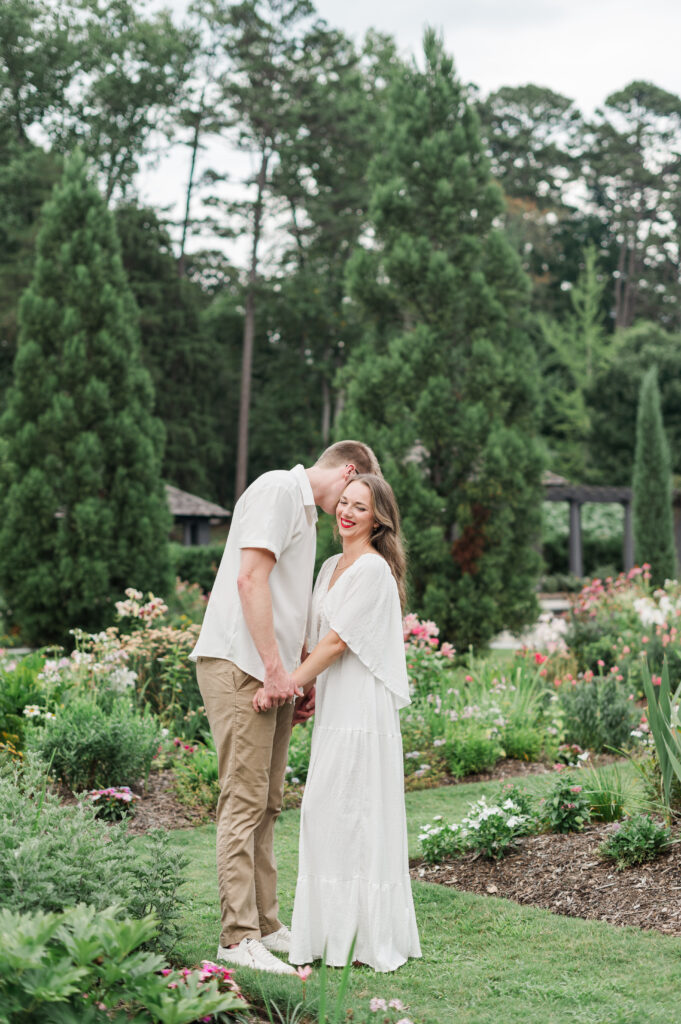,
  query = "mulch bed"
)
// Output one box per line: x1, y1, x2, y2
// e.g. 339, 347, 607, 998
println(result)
94, 763, 681, 939
410, 824, 681, 937
125, 770, 211, 834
